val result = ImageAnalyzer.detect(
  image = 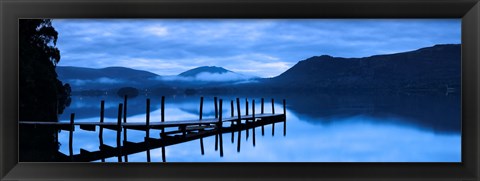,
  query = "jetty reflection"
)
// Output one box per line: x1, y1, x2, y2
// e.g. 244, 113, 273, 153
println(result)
19, 96, 287, 162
